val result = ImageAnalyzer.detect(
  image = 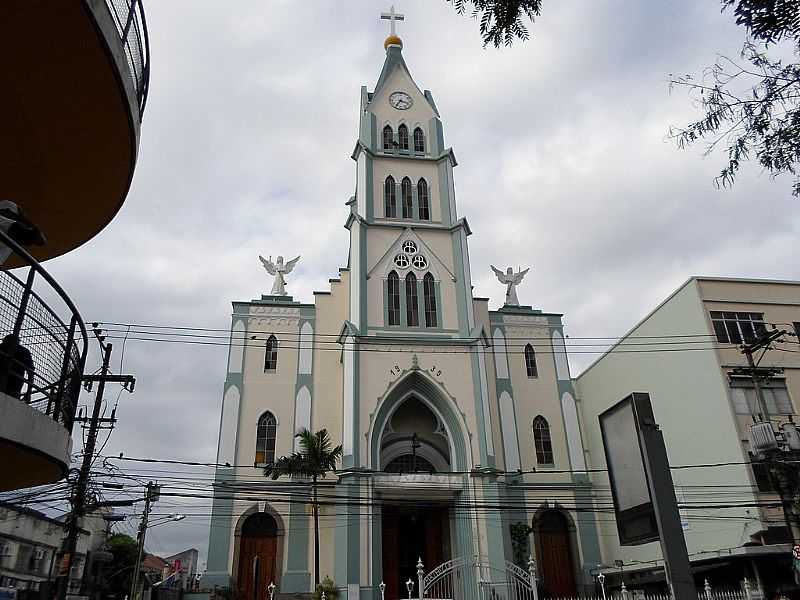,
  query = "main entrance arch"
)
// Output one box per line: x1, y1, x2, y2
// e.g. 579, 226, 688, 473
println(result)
237, 512, 279, 600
